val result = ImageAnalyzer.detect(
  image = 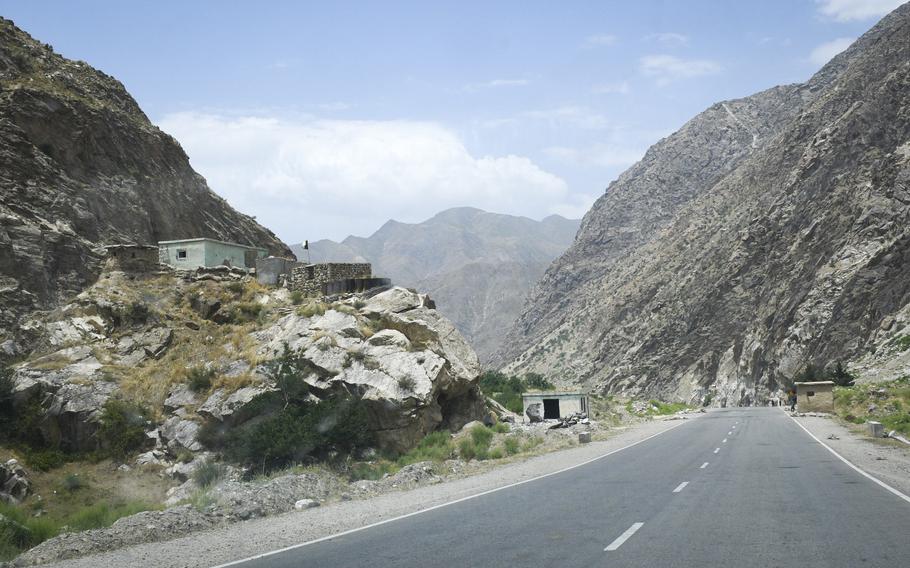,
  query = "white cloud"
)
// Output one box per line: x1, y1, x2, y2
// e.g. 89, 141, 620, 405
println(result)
158, 112, 574, 242
462, 78, 531, 92
520, 106, 610, 129
543, 143, 646, 170
645, 32, 690, 47
639, 54, 721, 86
808, 37, 855, 65
815, 0, 904, 21
583, 34, 618, 48
592, 81, 631, 95
314, 102, 351, 111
